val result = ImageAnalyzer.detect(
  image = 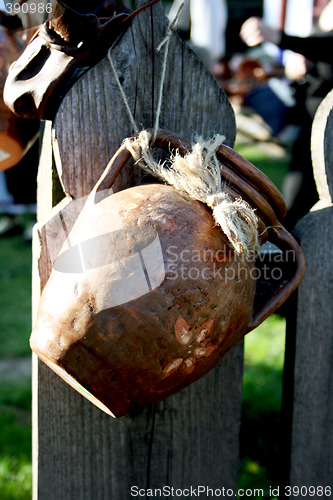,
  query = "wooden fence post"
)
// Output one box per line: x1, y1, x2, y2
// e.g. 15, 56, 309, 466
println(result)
32, 2, 244, 498
283, 89, 333, 496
